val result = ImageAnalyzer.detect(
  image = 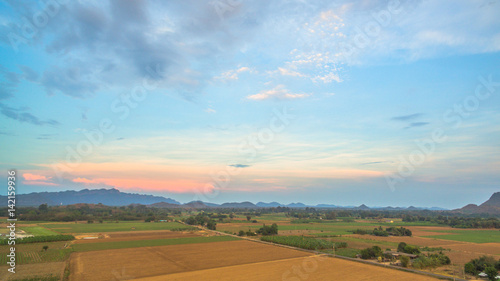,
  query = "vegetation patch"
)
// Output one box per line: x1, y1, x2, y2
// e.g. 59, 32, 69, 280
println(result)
71, 235, 240, 252
261, 235, 337, 250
